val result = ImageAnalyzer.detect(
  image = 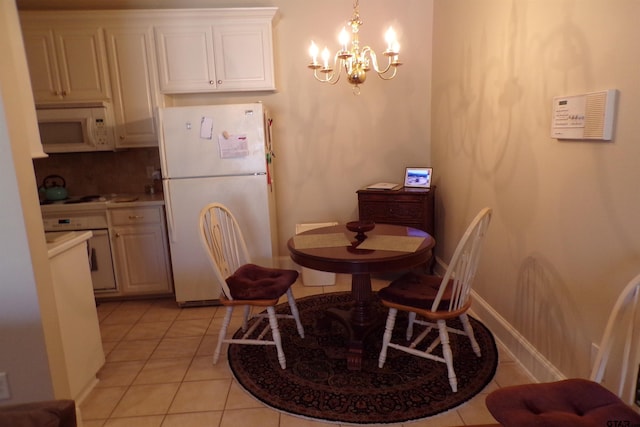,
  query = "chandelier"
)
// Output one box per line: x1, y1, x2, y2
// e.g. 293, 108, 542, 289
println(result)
307, 0, 402, 93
